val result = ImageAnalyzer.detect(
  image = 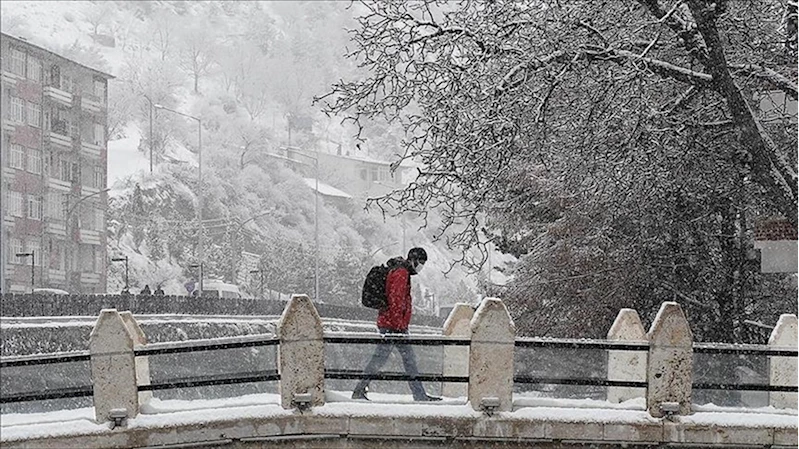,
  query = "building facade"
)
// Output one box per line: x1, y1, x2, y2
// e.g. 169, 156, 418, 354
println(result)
1, 33, 113, 293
